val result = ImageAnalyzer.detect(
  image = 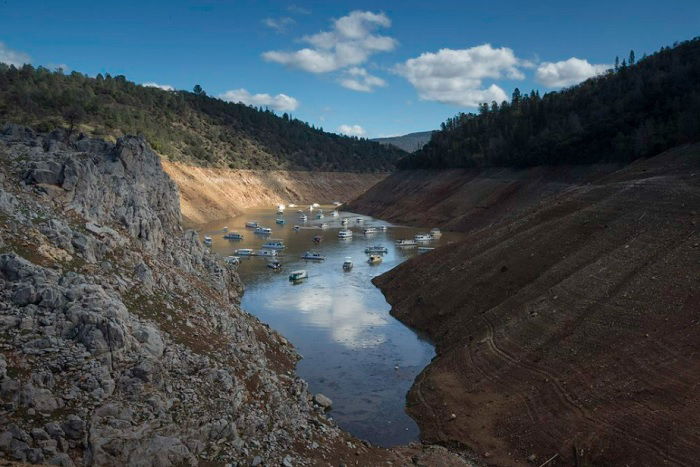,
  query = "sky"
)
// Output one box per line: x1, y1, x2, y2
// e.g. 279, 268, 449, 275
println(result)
1, 0, 699, 138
